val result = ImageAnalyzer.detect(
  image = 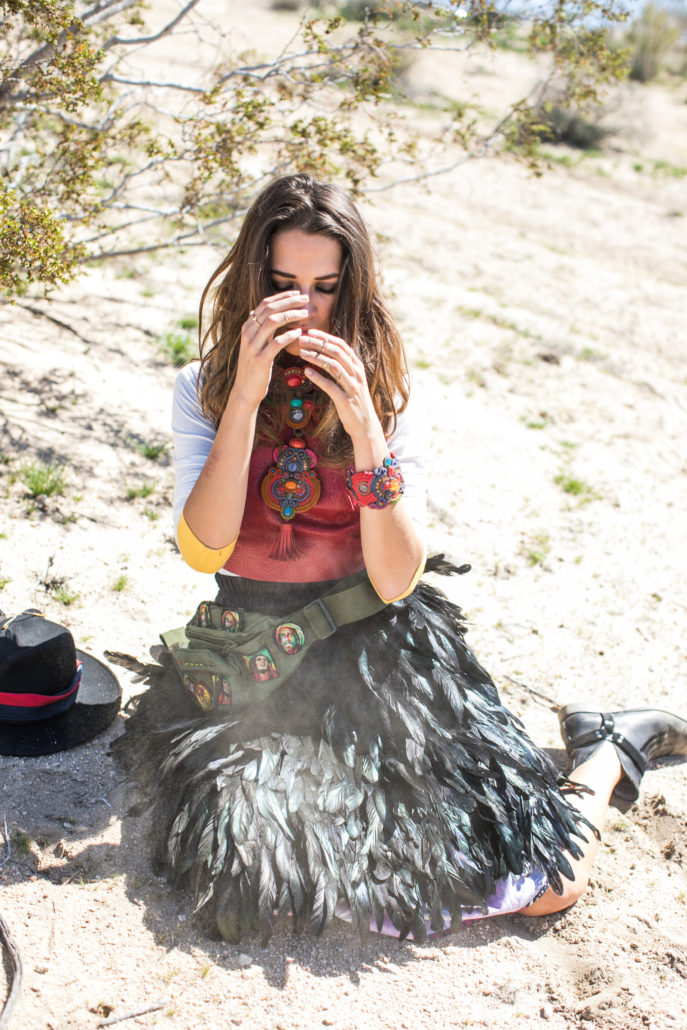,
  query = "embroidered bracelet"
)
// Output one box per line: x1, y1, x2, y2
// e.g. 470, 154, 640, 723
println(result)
347, 453, 405, 509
